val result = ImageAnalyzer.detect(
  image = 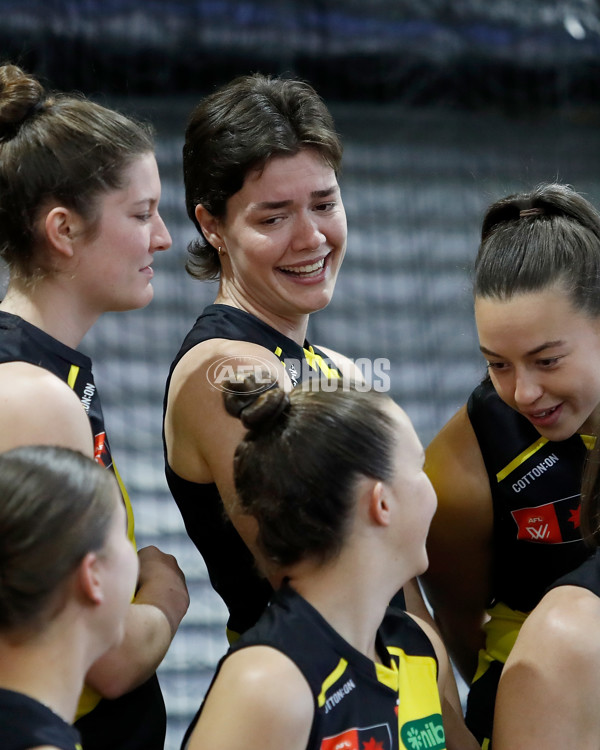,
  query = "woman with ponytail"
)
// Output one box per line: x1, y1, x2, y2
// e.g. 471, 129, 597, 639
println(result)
0, 446, 138, 750
0, 63, 188, 749
183, 377, 478, 750
421, 183, 600, 746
